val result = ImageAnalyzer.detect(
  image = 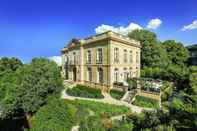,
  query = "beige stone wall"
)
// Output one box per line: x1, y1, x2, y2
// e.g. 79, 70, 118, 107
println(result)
62, 31, 141, 90
109, 40, 141, 87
